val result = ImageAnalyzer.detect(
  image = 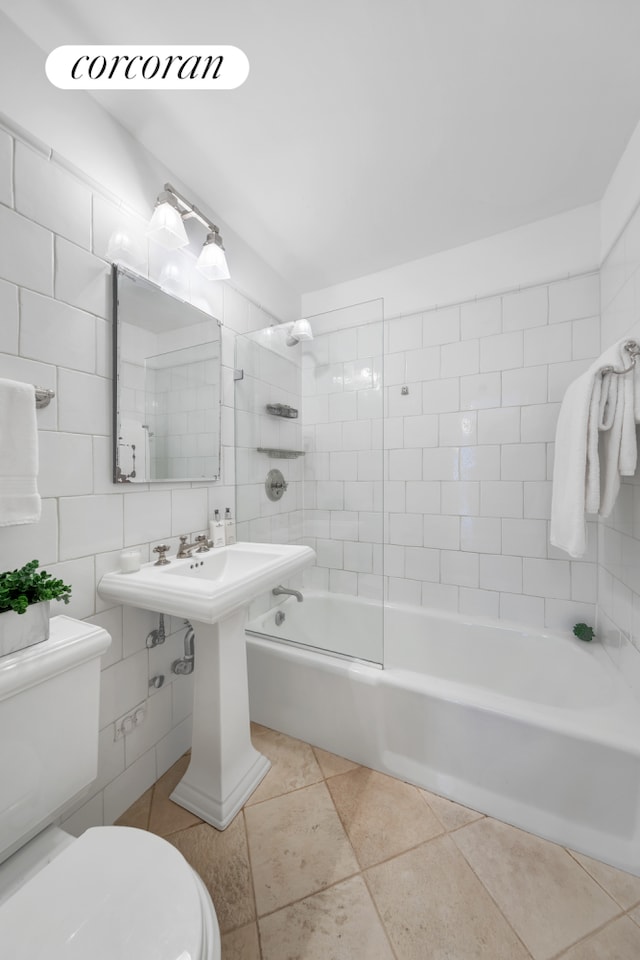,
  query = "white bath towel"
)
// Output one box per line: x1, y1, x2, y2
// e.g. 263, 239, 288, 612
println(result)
584, 374, 603, 514
599, 365, 637, 517
551, 340, 637, 557
0, 379, 41, 526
